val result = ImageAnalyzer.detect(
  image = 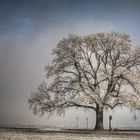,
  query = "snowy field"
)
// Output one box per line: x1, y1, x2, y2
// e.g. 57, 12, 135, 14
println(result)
0, 129, 140, 140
